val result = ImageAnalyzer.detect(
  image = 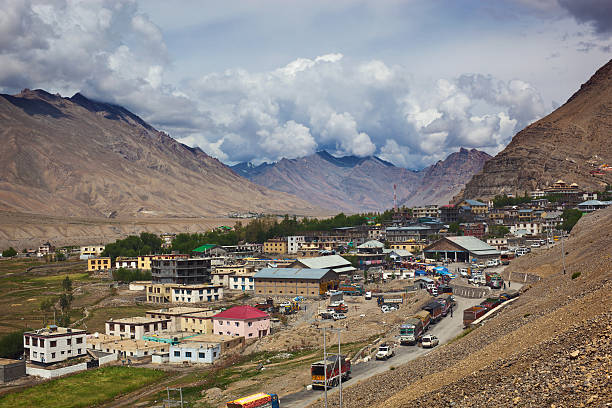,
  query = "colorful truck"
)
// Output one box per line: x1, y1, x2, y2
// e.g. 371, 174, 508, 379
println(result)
311, 354, 351, 389
480, 297, 503, 311
399, 317, 424, 345
338, 283, 364, 296
226, 393, 280, 408
413, 310, 431, 332
422, 300, 443, 322
486, 273, 503, 289
463, 306, 487, 327
434, 296, 452, 317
